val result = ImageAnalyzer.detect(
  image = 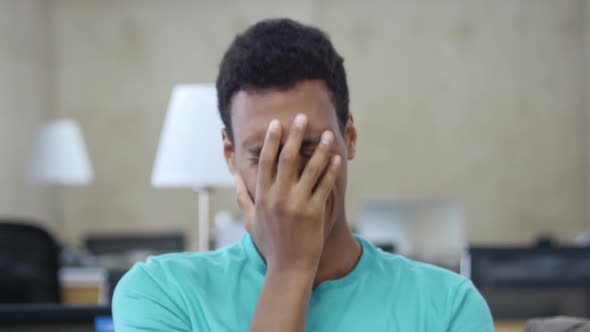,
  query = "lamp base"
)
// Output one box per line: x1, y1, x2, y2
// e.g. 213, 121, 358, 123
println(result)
195, 188, 211, 252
